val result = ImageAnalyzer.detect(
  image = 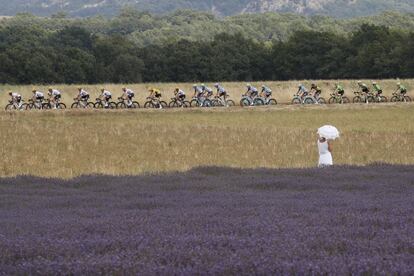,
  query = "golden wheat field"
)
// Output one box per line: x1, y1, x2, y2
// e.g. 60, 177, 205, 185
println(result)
0, 102, 413, 178
0, 79, 413, 105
